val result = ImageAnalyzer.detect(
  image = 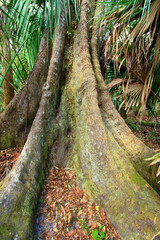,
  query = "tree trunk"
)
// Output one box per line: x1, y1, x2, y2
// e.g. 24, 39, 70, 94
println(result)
0, 32, 51, 149
0, 5, 14, 109
1, 38, 15, 108
0, 1, 160, 240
